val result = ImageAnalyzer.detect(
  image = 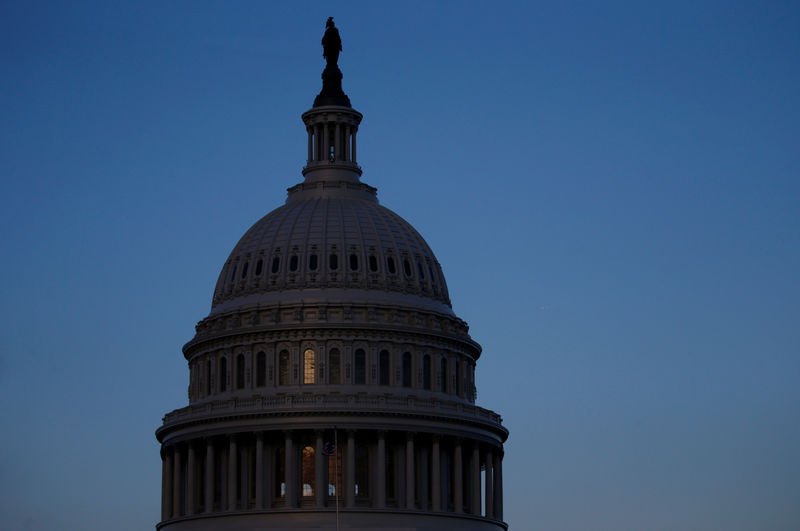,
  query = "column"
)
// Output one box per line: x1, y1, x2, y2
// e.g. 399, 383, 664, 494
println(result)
323, 122, 329, 161
351, 127, 357, 163
376, 431, 386, 508
471, 444, 481, 515
453, 440, 463, 513
345, 430, 355, 508
162, 450, 173, 520
186, 443, 196, 515
484, 449, 494, 518
228, 437, 238, 511
431, 436, 441, 511
284, 431, 296, 507
334, 124, 341, 162
406, 433, 415, 509
263, 441, 273, 509
315, 430, 326, 508
307, 126, 313, 162
495, 451, 503, 520
344, 125, 351, 161
255, 433, 264, 509
172, 445, 182, 517
205, 440, 215, 513
419, 445, 429, 511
